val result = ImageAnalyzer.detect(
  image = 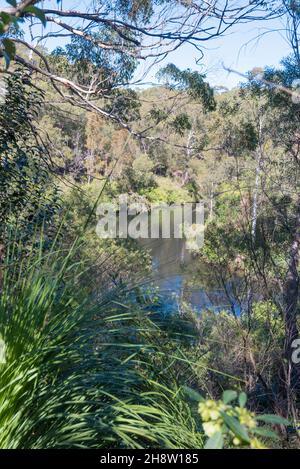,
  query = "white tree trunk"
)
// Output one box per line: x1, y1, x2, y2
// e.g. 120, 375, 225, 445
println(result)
251, 117, 264, 242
